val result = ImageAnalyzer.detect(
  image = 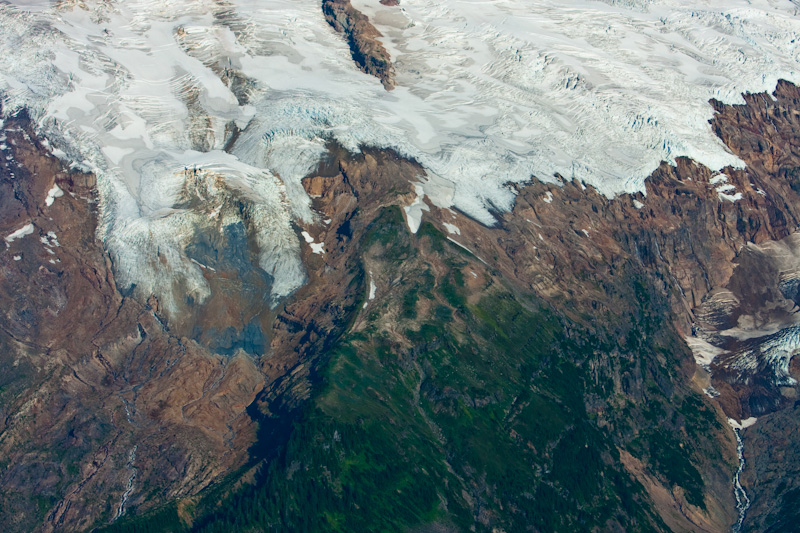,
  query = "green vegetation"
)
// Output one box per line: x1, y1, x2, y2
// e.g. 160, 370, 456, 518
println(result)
186, 286, 653, 531
106, 205, 720, 532
647, 429, 705, 508
188, 209, 666, 531
767, 487, 800, 533
94, 504, 184, 533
